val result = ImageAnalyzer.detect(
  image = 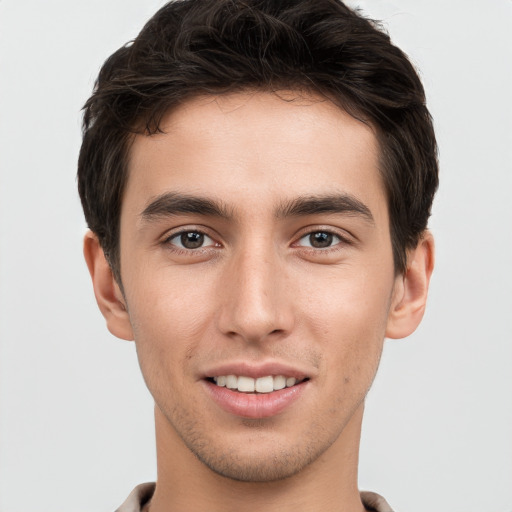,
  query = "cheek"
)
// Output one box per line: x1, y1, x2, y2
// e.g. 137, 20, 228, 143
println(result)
124, 269, 215, 392
302, 262, 394, 336
126, 261, 215, 339
299, 265, 393, 386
